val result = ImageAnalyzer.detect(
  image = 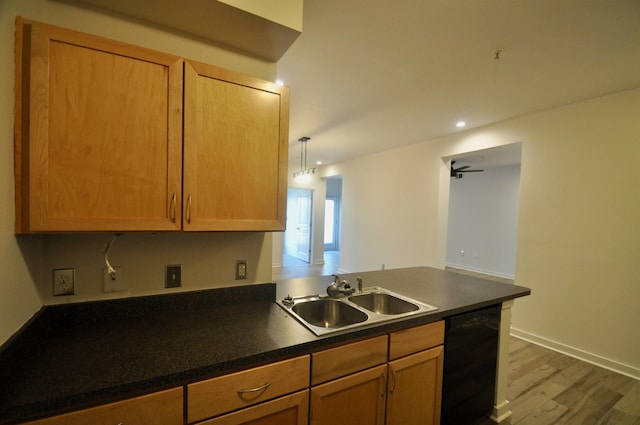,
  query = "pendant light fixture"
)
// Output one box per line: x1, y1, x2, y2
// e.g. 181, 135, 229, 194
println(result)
293, 136, 315, 183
